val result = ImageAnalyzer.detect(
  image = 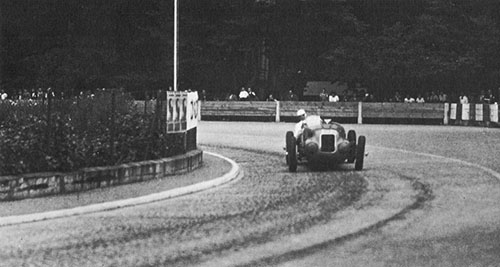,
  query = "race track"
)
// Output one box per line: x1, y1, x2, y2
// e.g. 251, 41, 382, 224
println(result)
199, 121, 500, 266
1, 122, 499, 266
